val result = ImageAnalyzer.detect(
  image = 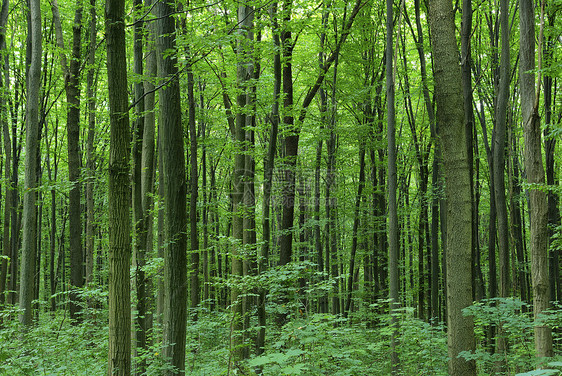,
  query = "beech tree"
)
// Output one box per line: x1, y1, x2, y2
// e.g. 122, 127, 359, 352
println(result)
428, 0, 476, 374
